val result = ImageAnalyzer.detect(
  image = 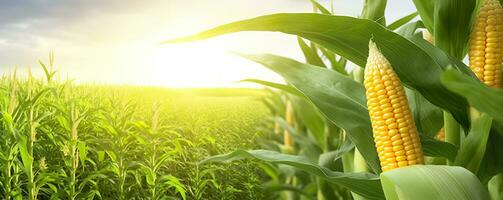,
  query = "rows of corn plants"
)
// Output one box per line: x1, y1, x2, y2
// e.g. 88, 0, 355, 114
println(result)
166, 0, 503, 199
0, 56, 269, 199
